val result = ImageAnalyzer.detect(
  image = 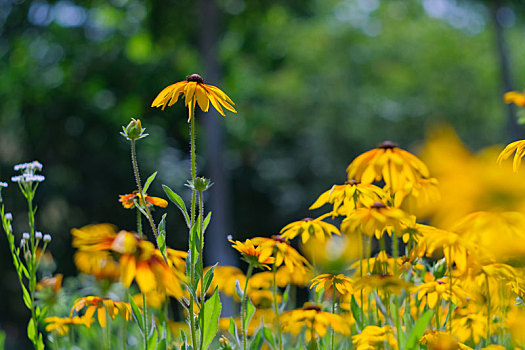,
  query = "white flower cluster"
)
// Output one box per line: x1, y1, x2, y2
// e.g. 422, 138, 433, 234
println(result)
5, 213, 12, 221
11, 174, 45, 183
0, 182, 7, 188
14, 161, 43, 172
